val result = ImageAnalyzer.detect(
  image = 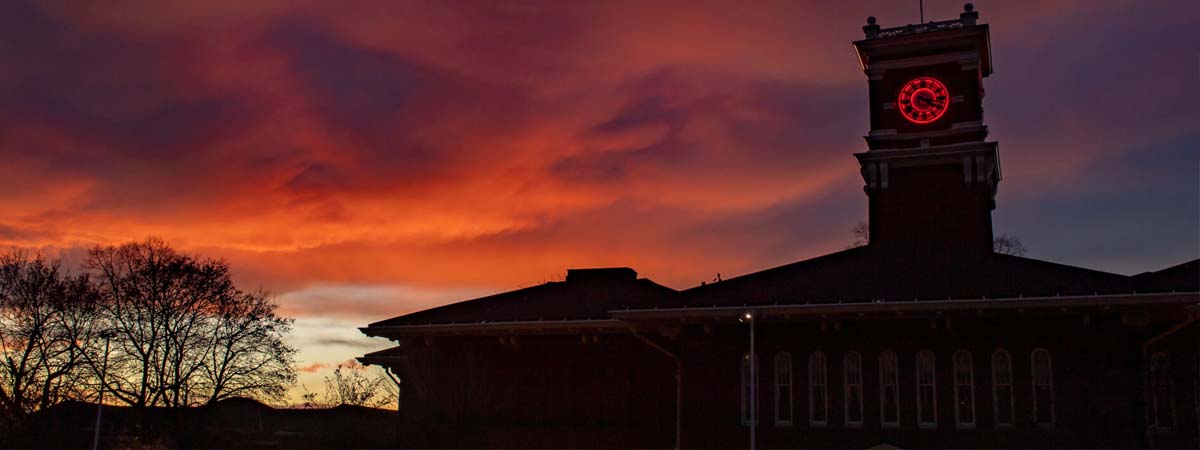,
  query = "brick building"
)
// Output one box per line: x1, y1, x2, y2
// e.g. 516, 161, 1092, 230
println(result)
360, 5, 1199, 449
